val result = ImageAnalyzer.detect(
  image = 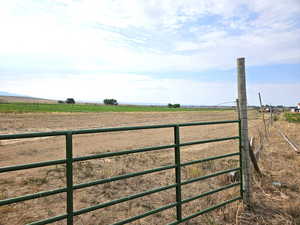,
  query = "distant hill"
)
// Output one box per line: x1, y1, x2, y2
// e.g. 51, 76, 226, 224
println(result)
0, 92, 56, 104
0, 91, 25, 97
